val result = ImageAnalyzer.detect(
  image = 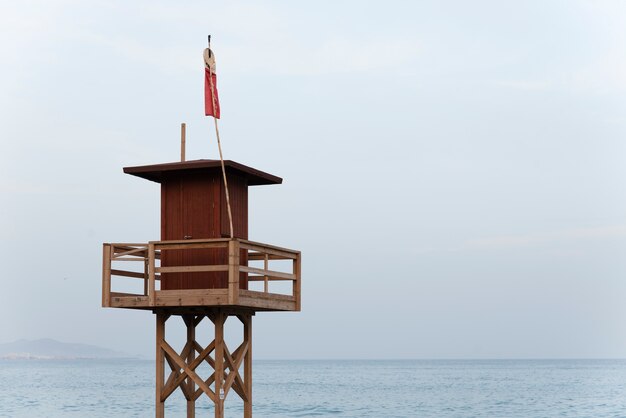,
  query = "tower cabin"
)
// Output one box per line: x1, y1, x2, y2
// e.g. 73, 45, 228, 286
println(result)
102, 159, 301, 312
101, 158, 302, 418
